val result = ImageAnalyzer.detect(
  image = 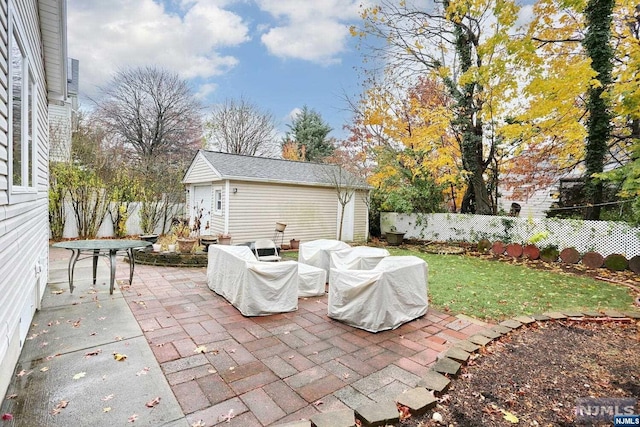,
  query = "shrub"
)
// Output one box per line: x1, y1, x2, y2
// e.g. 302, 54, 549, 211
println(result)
604, 254, 628, 271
